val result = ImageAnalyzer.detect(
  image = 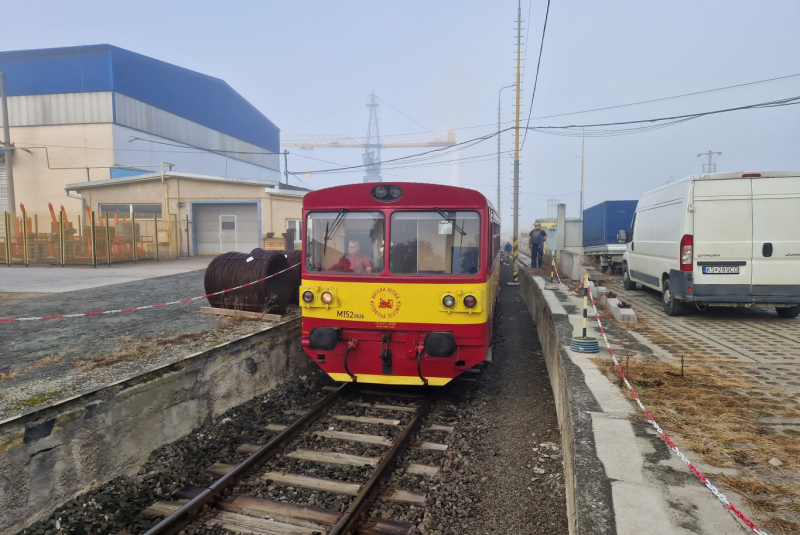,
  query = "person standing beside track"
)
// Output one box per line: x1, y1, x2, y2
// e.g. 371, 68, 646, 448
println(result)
528, 223, 547, 268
